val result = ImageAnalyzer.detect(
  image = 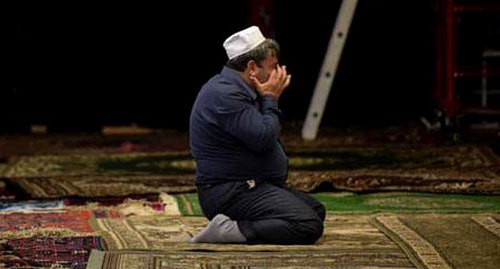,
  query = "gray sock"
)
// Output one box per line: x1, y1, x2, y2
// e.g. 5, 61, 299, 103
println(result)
190, 214, 247, 243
